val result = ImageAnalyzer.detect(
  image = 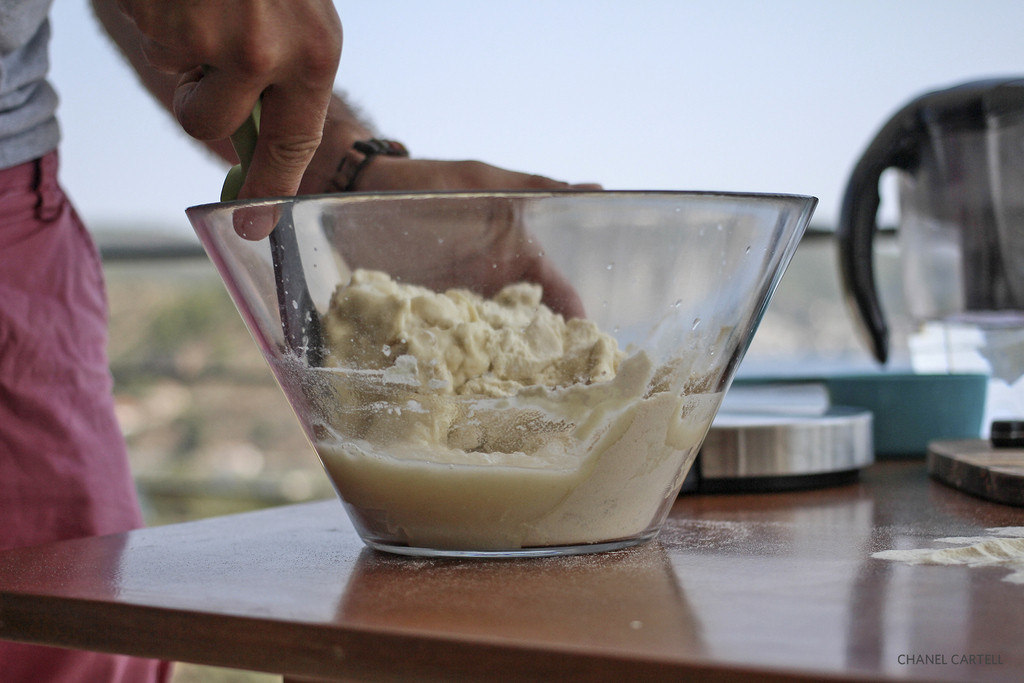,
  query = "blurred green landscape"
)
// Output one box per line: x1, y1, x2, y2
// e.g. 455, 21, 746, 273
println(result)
103, 227, 903, 524
105, 256, 335, 527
